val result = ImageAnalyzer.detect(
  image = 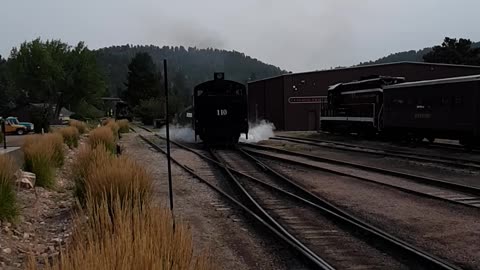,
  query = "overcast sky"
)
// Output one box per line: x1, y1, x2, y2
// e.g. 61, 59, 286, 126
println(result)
1, 0, 479, 72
